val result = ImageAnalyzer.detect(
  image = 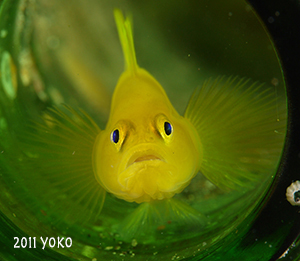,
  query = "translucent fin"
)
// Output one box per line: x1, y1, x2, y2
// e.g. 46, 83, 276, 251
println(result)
20, 105, 106, 224
185, 76, 286, 190
114, 9, 139, 74
117, 198, 206, 242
